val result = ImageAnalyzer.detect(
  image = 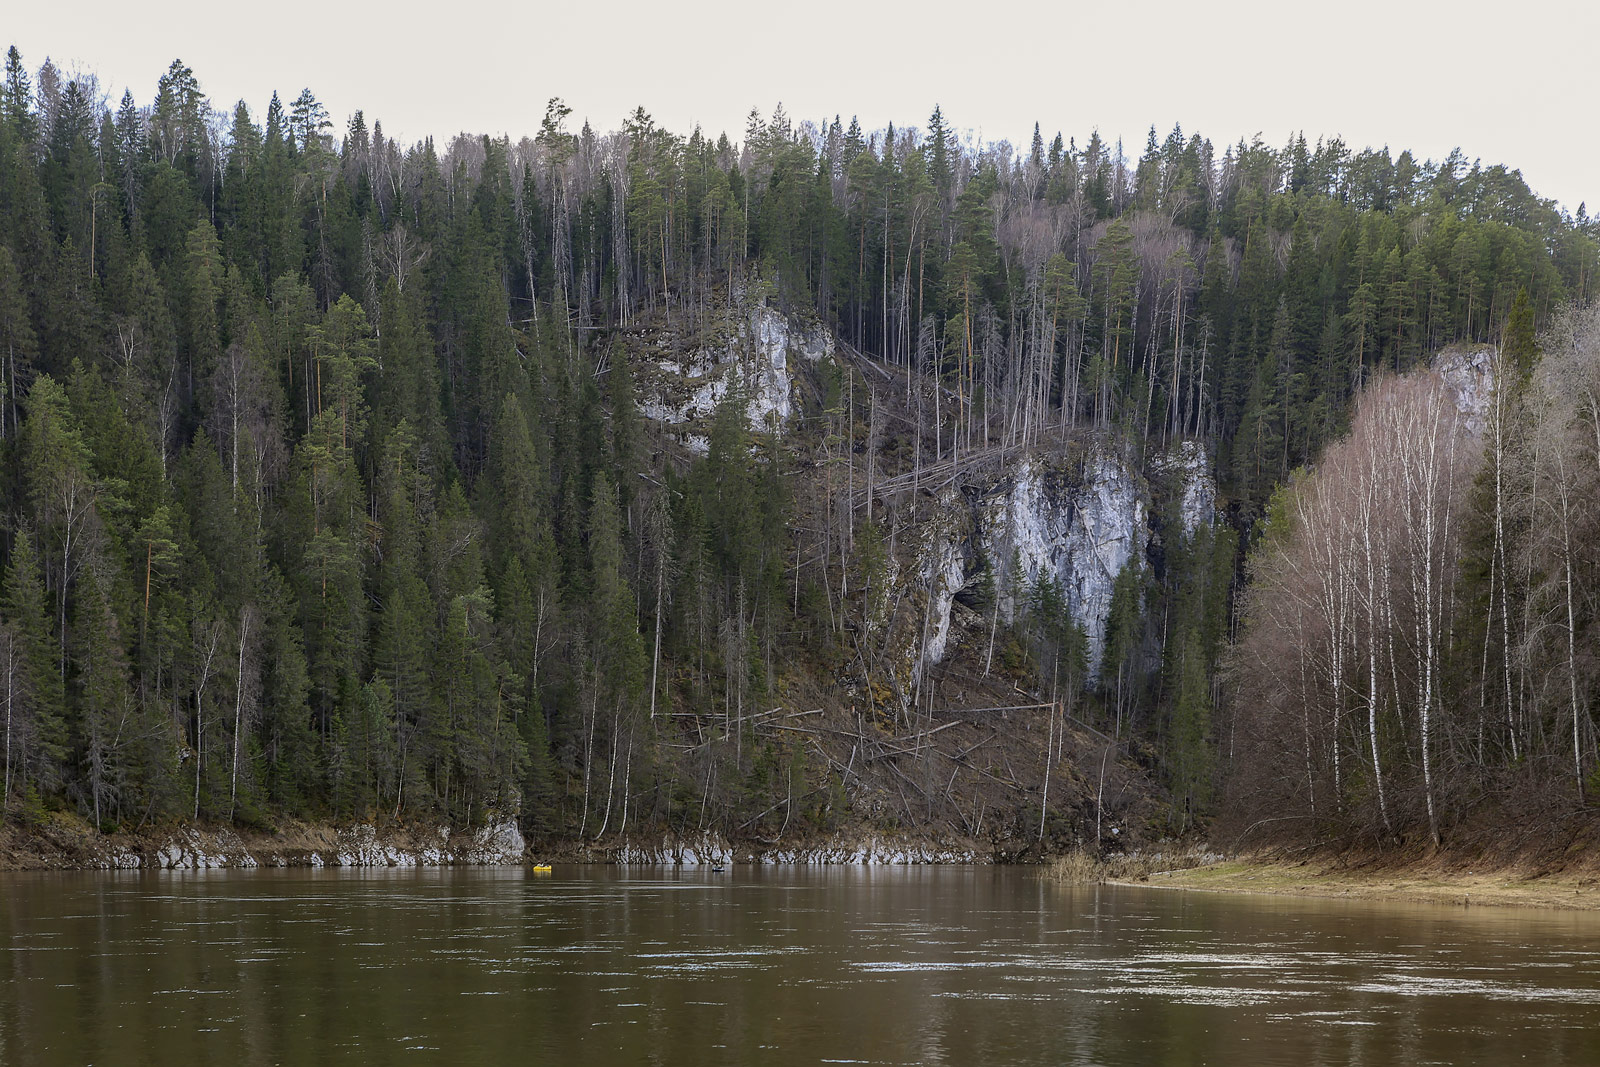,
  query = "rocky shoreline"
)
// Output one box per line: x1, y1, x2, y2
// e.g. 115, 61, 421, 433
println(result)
0, 815, 991, 871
